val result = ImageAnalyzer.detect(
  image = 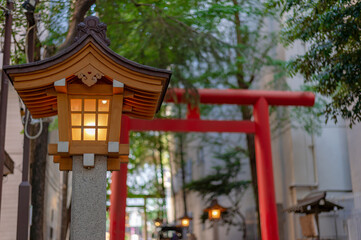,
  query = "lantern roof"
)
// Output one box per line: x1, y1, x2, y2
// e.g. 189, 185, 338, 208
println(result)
179, 214, 193, 220
203, 199, 227, 212
3, 16, 171, 119
285, 192, 343, 214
